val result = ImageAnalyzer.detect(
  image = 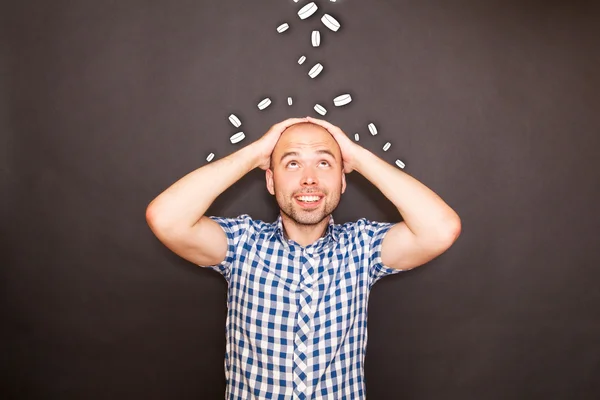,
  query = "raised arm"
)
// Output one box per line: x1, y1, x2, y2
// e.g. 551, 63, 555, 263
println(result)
306, 116, 461, 271
145, 117, 308, 266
